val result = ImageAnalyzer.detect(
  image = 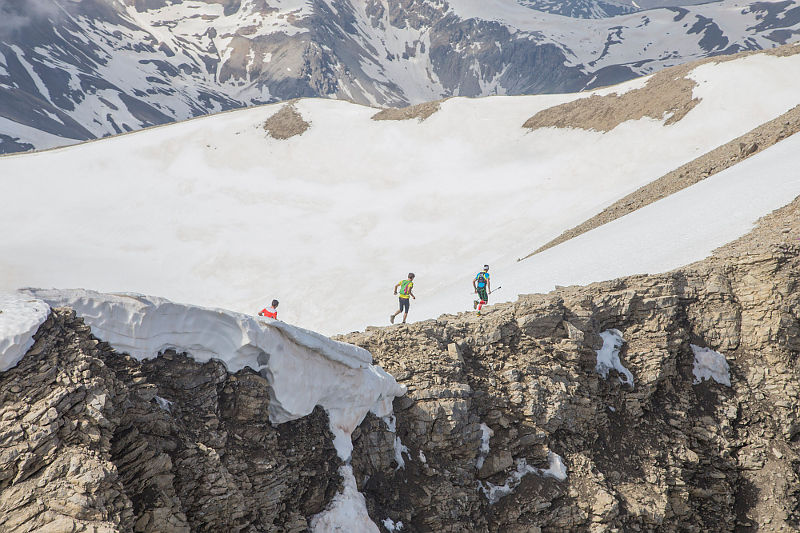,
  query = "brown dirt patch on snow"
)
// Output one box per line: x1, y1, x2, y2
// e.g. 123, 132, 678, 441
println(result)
371, 100, 442, 122
524, 42, 800, 134
263, 103, 310, 140
522, 103, 800, 260
523, 64, 701, 132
